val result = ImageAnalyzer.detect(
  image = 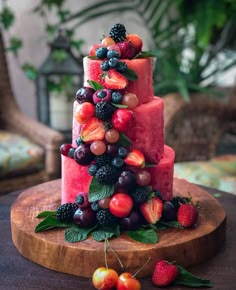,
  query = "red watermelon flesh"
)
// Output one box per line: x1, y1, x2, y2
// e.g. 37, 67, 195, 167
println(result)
125, 97, 164, 164
61, 155, 92, 204
148, 145, 175, 201
83, 57, 154, 105
72, 101, 84, 147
